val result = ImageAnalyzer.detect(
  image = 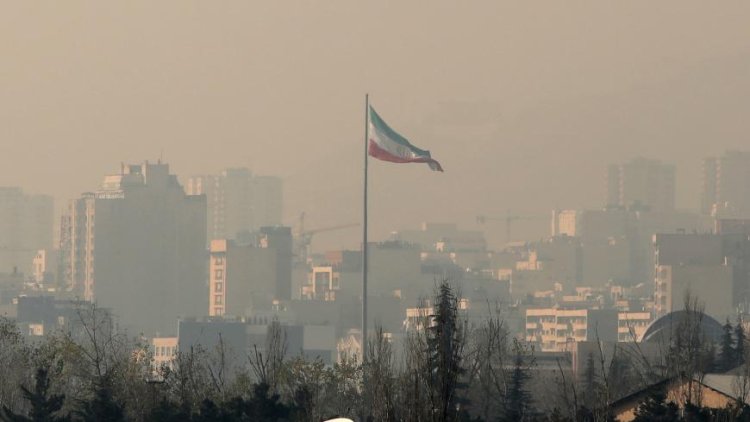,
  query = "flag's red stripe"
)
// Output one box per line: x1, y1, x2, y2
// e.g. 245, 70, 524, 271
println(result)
368, 139, 443, 171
